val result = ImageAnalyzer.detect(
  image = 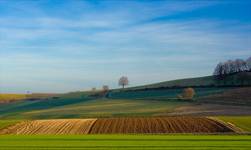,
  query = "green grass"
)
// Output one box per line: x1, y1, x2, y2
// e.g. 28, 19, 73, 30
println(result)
10, 99, 189, 119
0, 82, 249, 119
0, 87, 246, 119
0, 92, 92, 119
0, 135, 250, 150
218, 116, 251, 132
0, 120, 21, 130
1, 89, 193, 119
